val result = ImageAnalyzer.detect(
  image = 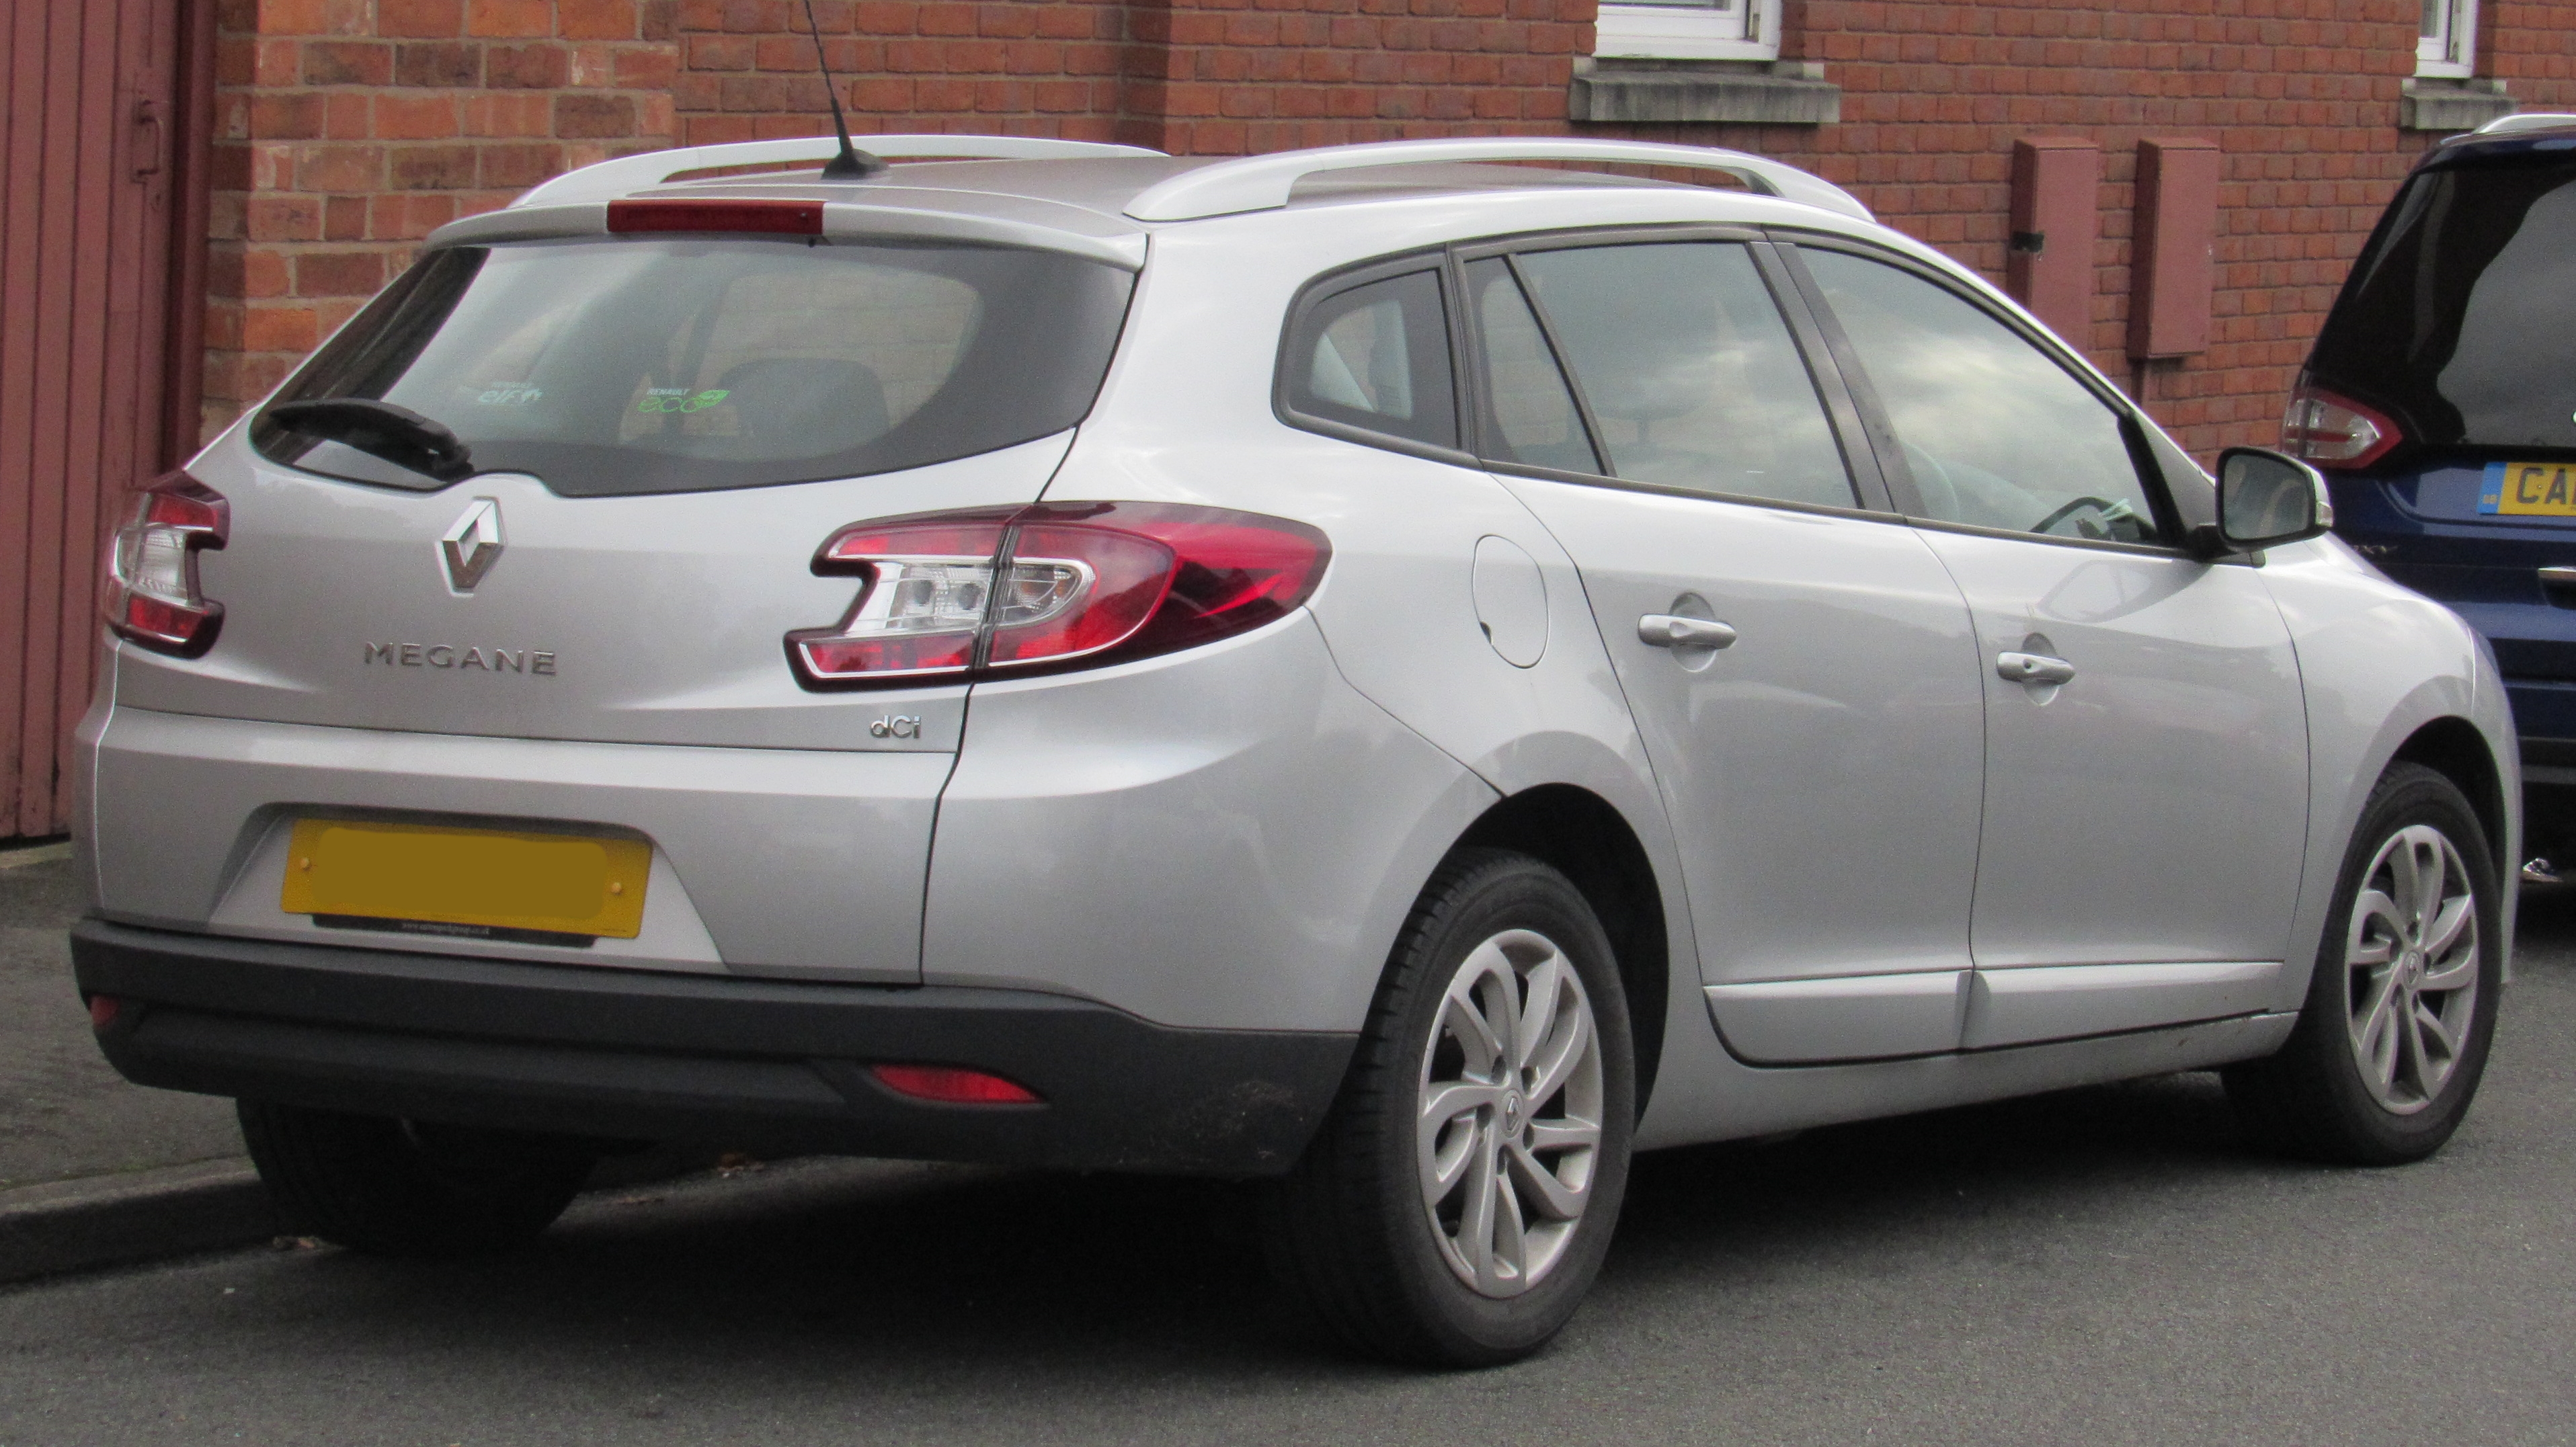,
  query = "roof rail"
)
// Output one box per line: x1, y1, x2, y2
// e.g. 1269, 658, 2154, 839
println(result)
515, 134, 1167, 208
2472, 111, 2576, 136
1121, 137, 1871, 224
